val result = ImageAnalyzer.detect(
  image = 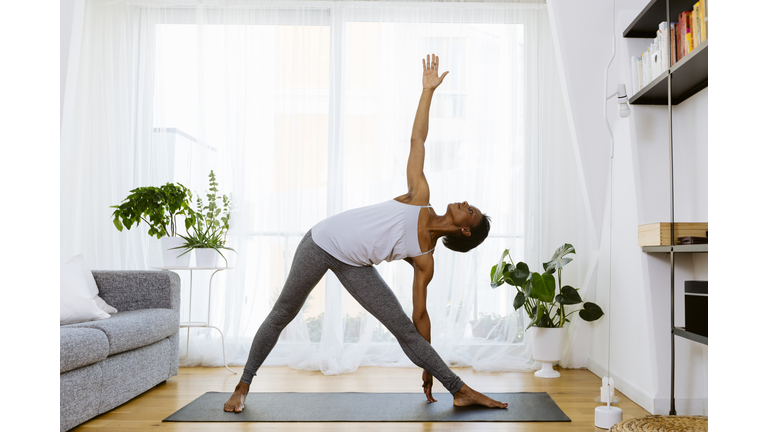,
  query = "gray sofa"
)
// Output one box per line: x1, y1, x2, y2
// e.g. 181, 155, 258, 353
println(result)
60, 271, 181, 431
